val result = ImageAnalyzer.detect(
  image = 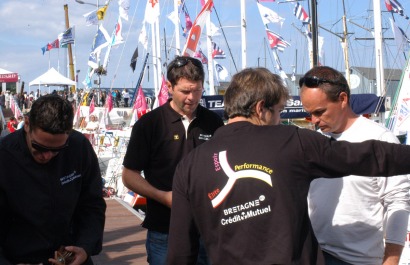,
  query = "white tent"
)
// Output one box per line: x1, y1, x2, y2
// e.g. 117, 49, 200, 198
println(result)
29, 67, 76, 87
